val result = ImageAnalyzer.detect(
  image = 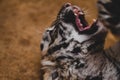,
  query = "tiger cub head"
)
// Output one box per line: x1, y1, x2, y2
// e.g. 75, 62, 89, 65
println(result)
41, 3, 107, 54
